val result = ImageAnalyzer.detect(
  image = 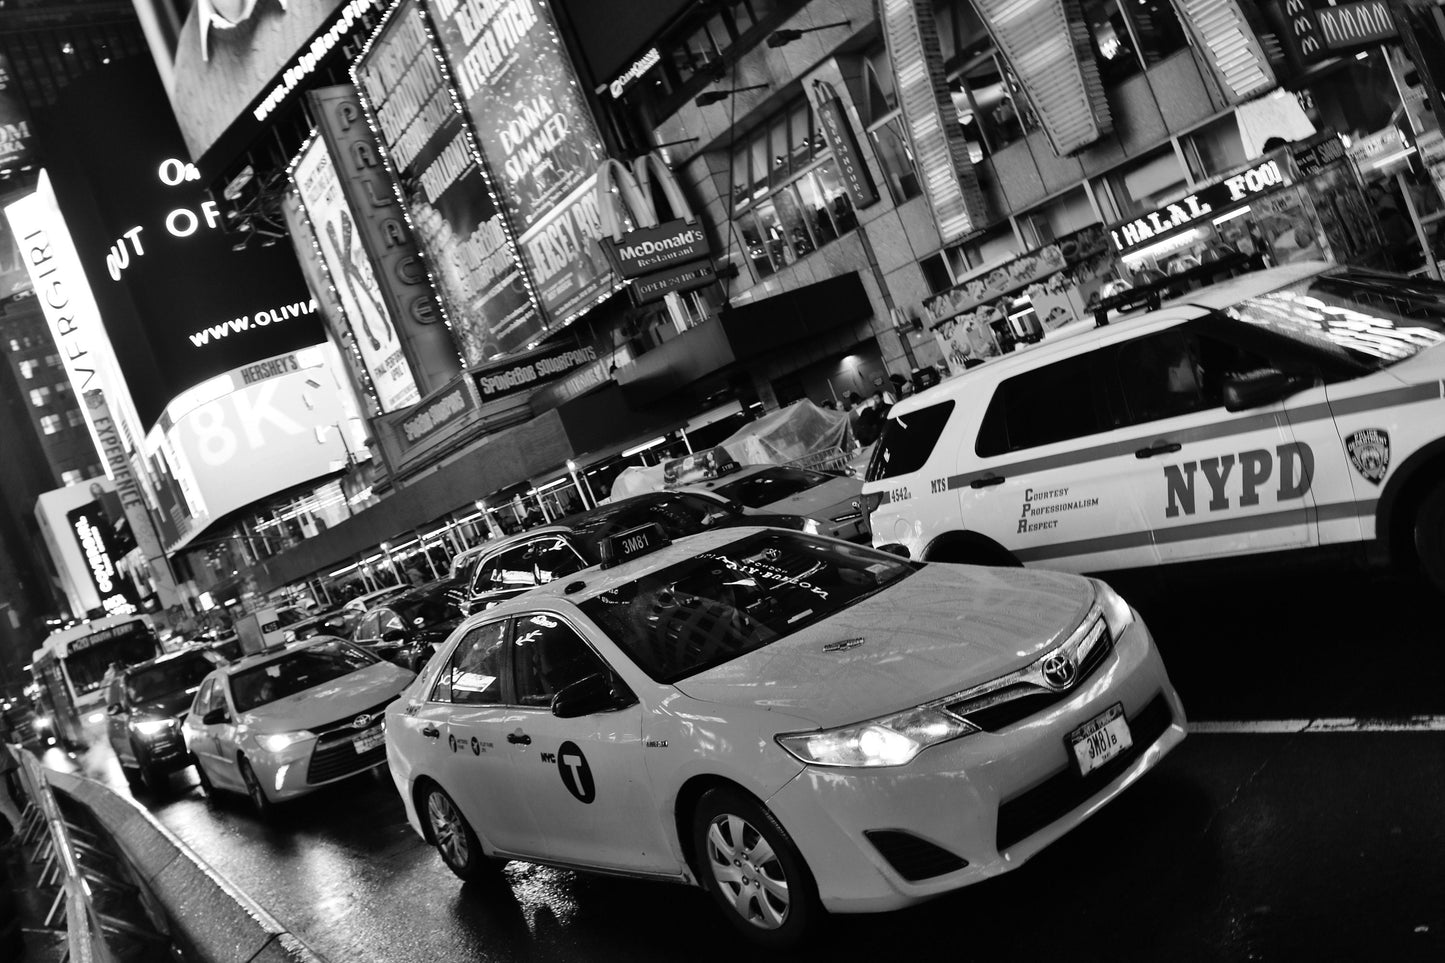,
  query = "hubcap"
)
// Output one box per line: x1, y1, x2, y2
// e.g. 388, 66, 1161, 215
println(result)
427, 792, 469, 869
705, 814, 789, 930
